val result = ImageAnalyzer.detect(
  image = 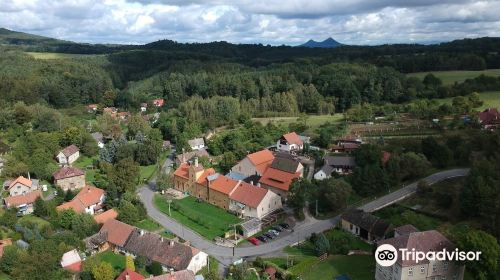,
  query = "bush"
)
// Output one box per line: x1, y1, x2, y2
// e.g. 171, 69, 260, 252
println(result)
147, 261, 163, 276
